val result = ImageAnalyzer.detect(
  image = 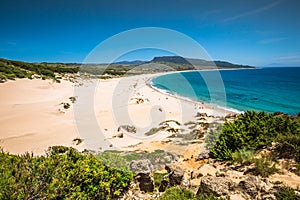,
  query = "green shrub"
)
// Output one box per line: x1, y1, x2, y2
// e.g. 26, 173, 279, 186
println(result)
0, 58, 79, 82
253, 156, 278, 177
160, 187, 197, 200
153, 172, 168, 187
96, 151, 130, 171
275, 133, 300, 162
5, 73, 16, 80
122, 152, 141, 162
197, 193, 221, 200
274, 187, 300, 200
206, 111, 300, 161
0, 146, 133, 199
232, 149, 254, 165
